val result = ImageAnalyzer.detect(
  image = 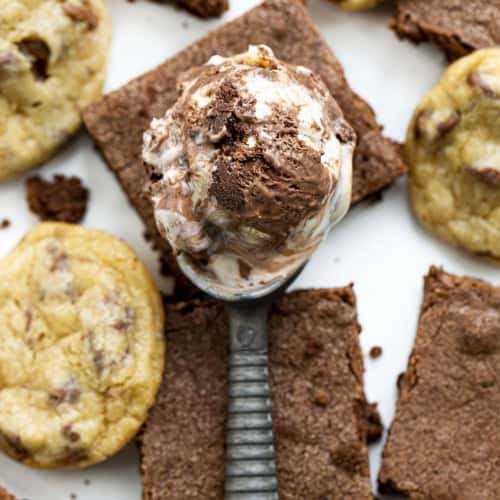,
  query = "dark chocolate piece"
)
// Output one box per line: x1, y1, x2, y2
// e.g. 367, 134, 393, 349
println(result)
83, 0, 406, 297
140, 288, 378, 499
391, 0, 500, 60
379, 267, 500, 499
25, 174, 89, 224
